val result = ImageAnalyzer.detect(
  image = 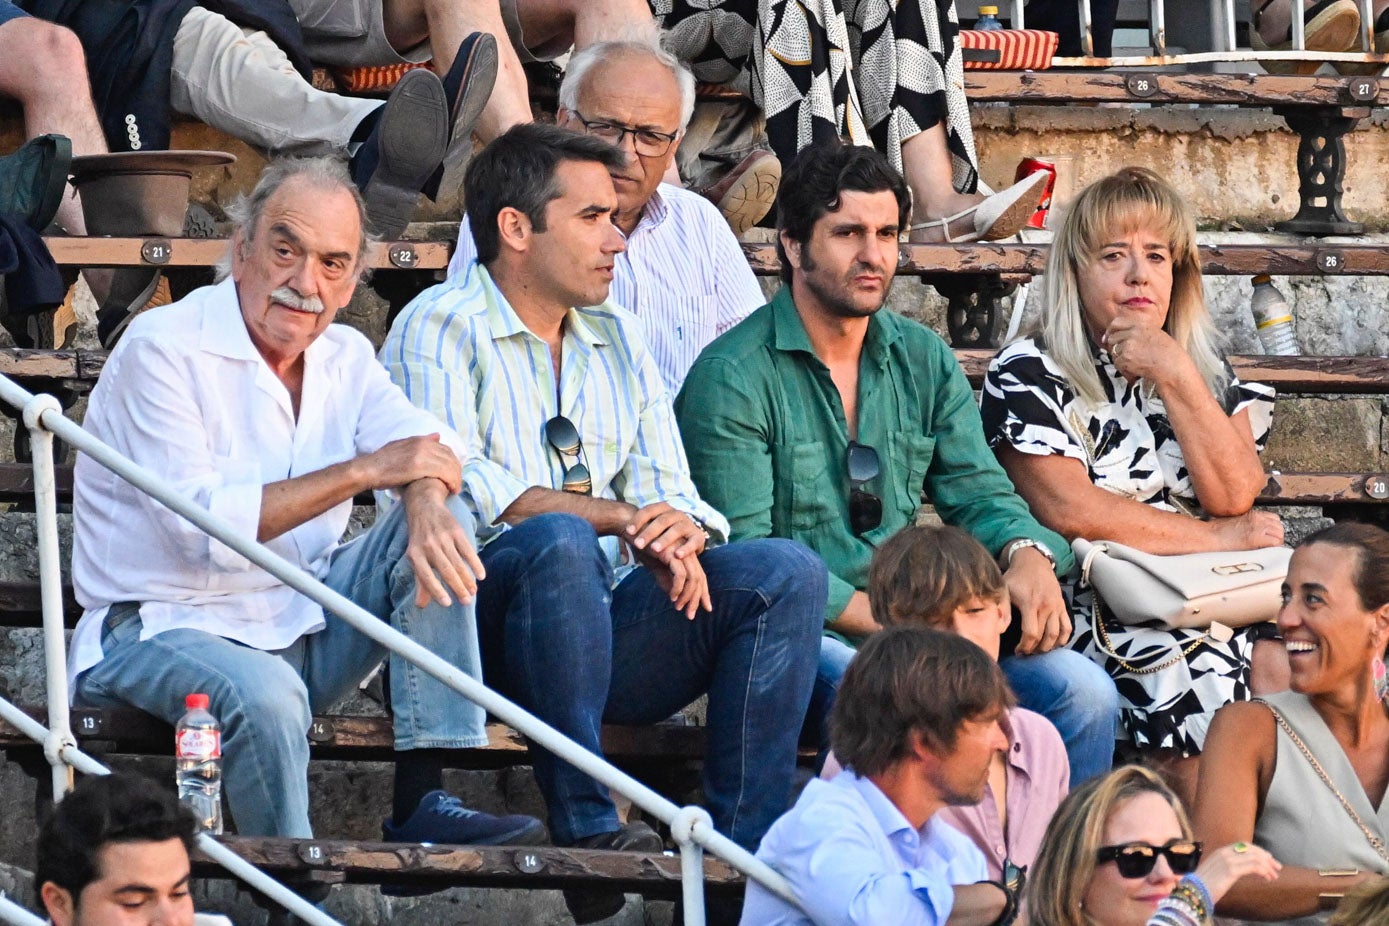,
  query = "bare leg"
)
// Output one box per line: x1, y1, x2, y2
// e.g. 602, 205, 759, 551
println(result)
0, 18, 107, 234
900, 125, 984, 235
380, 0, 654, 143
